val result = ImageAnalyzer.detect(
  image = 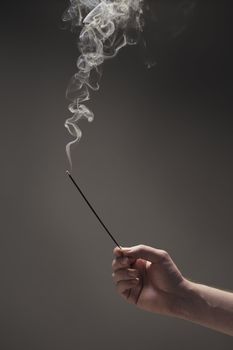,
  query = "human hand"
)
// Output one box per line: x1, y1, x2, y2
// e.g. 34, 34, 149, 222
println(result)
112, 245, 187, 316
